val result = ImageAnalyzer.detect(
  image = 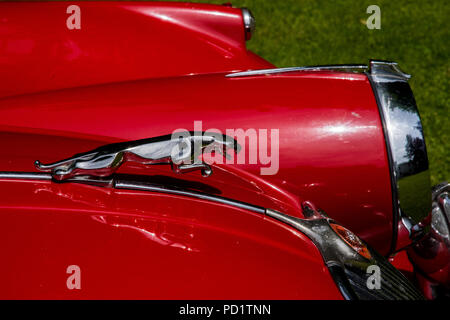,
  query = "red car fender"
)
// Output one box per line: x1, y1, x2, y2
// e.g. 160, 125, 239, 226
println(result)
0, 178, 343, 299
